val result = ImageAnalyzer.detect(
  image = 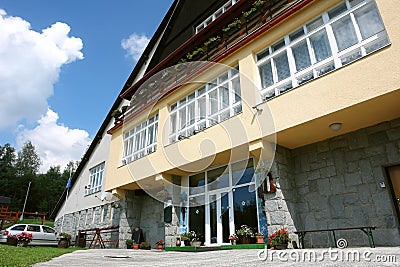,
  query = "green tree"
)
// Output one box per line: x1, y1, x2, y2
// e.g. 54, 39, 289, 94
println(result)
0, 144, 17, 199
33, 166, 63, 214
15, 141, 41, 177
13, 141, 42, 211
